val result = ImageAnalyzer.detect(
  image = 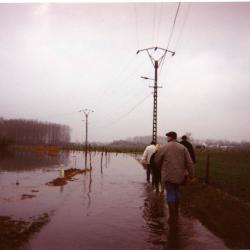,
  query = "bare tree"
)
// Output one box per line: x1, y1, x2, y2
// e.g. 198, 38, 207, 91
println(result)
0, 118, 71, 145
